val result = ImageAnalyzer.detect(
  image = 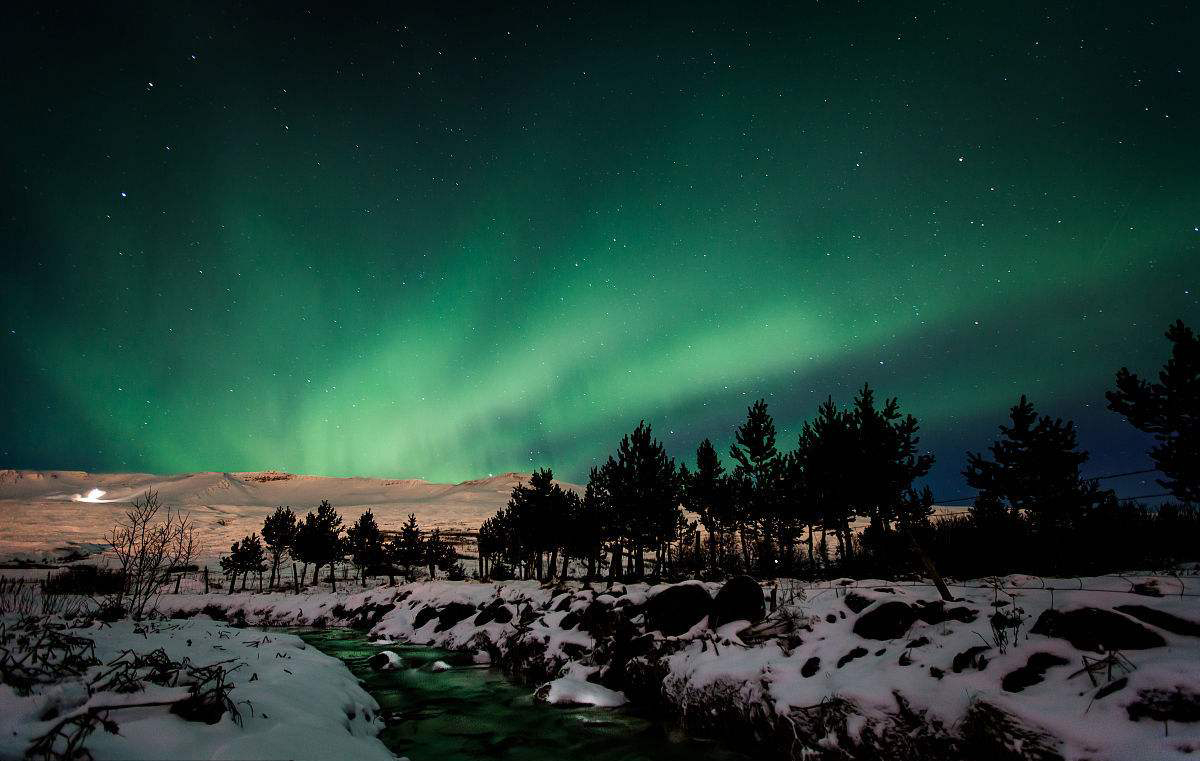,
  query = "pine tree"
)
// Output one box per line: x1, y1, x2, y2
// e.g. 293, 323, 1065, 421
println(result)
394, 513, 424, 580
425, 529, 457, 579
346, 510, 384, 584
603, 421, 683, 578
729, 400, 785, 571
684, 438, 735, 573
1107, 320, 1200, 503
261, 506, 297, 590
964, 395, 1107, 529
293, 500, 344, 591
794, 397, 858, 561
